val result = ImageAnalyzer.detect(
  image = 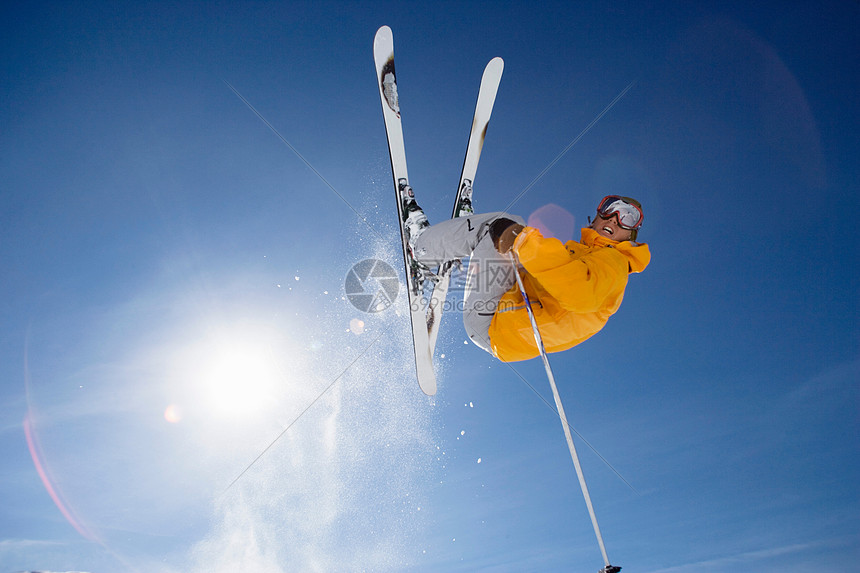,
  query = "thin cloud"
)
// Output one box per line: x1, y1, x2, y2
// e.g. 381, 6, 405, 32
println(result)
645, 540, 830, 573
